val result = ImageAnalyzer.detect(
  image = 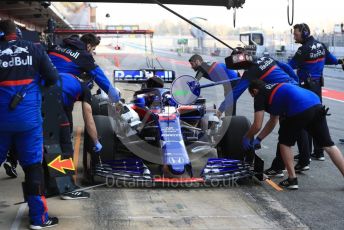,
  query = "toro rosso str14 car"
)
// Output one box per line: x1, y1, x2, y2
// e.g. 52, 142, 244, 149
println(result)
83, 69, 263, 186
